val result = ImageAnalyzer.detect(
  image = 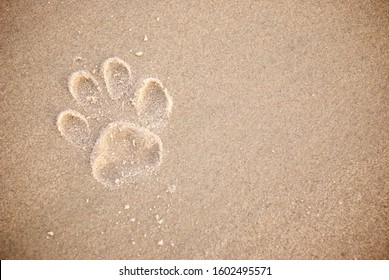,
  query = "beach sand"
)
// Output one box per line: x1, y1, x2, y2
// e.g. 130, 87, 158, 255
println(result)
1, 0, 388, 259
